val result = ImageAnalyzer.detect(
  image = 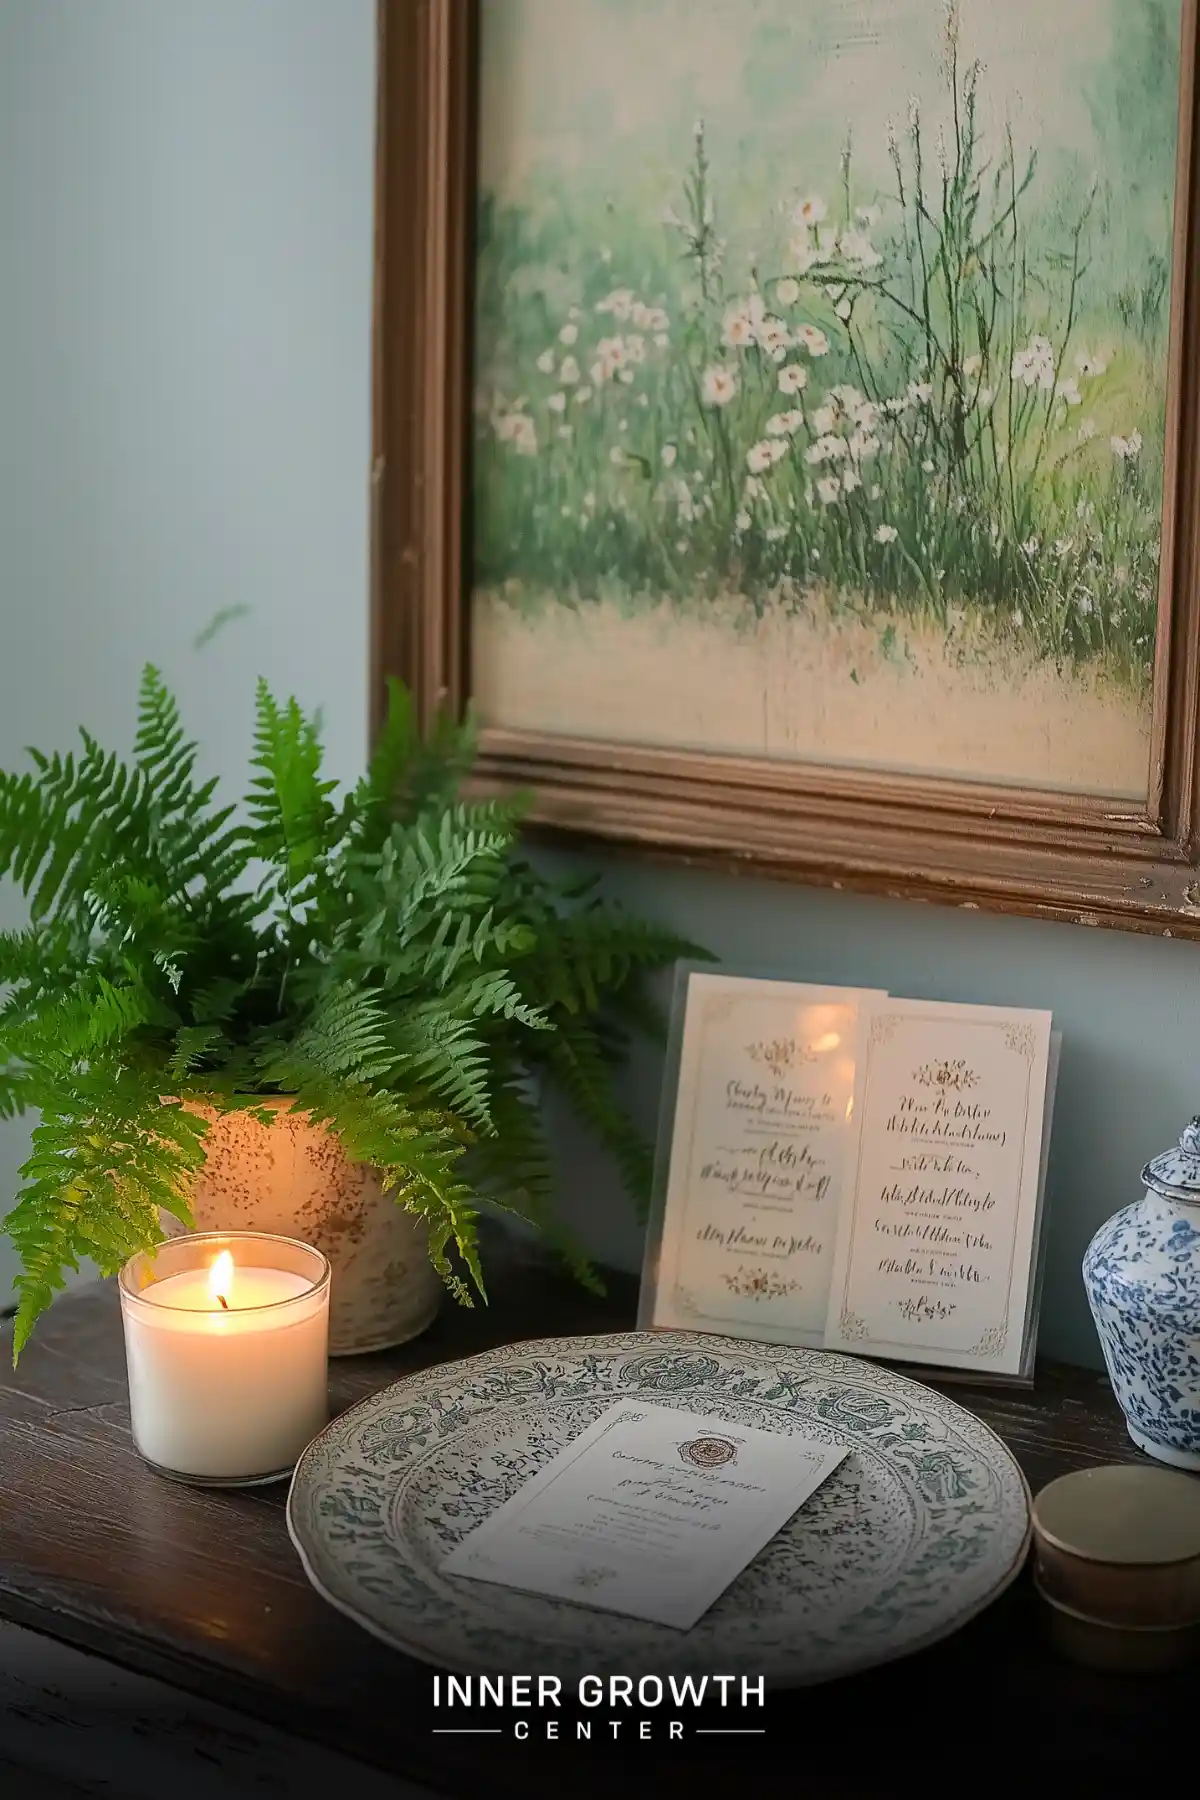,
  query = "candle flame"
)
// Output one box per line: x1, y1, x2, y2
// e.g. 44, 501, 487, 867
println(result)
208, 1250, 234, 1310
